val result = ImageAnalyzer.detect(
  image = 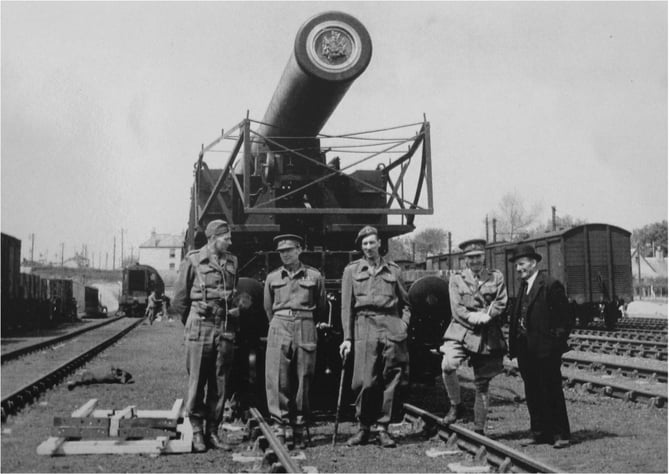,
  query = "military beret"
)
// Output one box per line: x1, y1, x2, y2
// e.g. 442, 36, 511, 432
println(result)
204, 219, 230, 238
459, 238, 486, 256
273, 234, 303, 250
355, 225, 379, 246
